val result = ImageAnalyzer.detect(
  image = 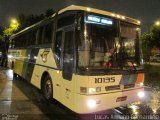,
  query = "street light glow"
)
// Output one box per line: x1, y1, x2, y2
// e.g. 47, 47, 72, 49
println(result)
10, 18, 19, 29
12, 19, 17, 24
155, 21, 160, 26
